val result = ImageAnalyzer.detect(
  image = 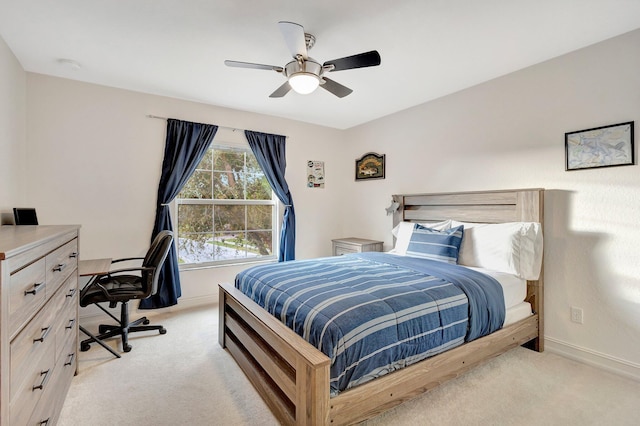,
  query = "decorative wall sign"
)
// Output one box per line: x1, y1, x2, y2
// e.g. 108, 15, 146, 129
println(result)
565, 121, 634, 171
307, 160, 325, 188
355, 152, 385, 181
